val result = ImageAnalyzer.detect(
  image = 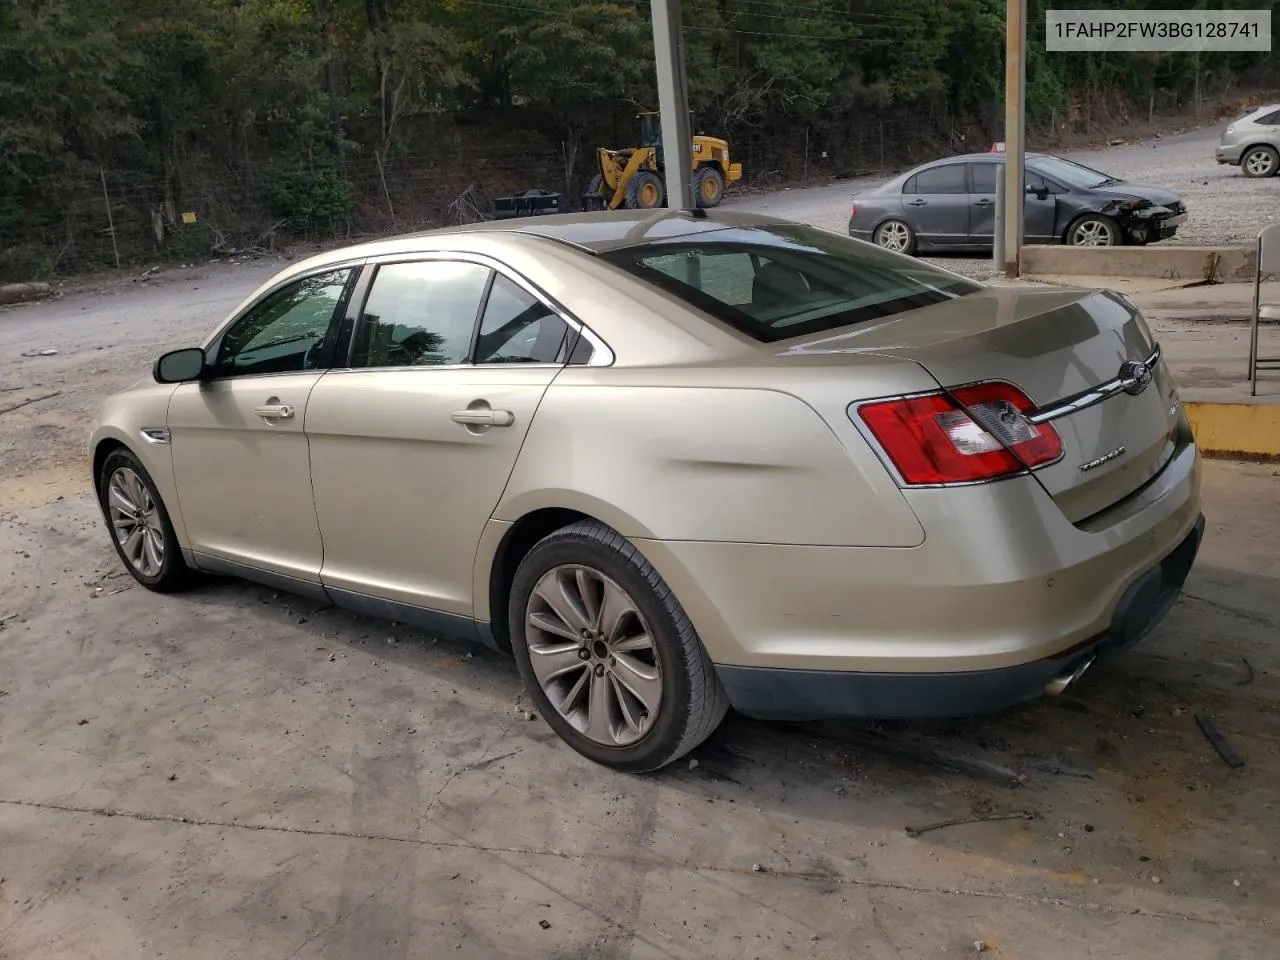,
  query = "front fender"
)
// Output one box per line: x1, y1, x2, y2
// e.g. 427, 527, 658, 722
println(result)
90, 383, 186, 546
